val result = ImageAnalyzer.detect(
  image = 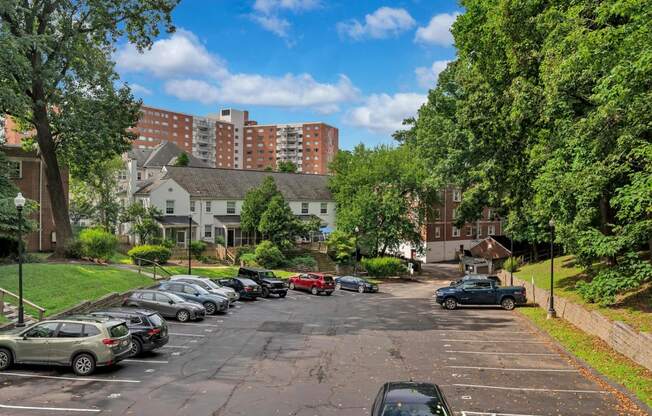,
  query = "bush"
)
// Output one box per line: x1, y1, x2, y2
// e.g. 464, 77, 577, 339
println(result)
215, 235, 226, 246
64, 238, 84, 259
128, 244, 172, 265
151, 237, 175, 249
254, 241, 285, 269
189, 240, 207, 260
235, 246, 255, 262
503, 256, 521, 273
79, 228, 117, 262
289, 255, 317, 271
576, 254, 652, 305
239, 252, 258, 266
361, 257, 405, 277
